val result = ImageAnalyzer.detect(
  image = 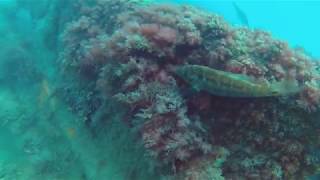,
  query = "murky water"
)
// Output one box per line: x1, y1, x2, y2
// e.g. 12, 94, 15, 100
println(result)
0, 1, 320, 179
